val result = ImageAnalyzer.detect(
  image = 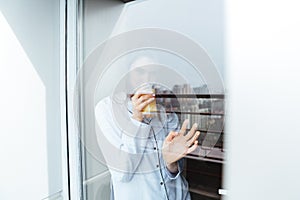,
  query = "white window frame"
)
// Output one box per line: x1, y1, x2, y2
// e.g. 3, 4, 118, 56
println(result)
60, 0, 84, 199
